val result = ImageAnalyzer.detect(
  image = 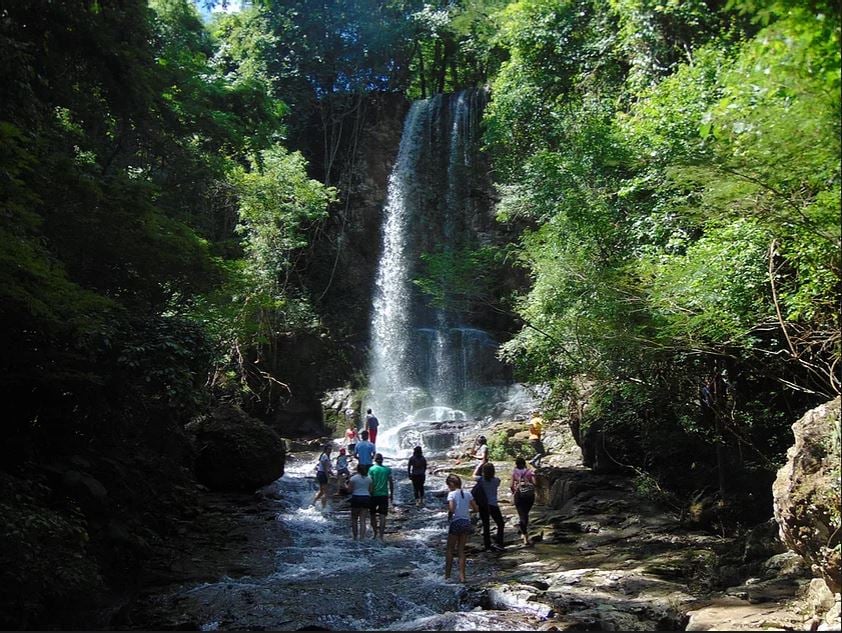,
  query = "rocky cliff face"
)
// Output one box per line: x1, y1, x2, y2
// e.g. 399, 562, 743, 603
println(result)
773, 396, 841, 594
308, 93, 411, 344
